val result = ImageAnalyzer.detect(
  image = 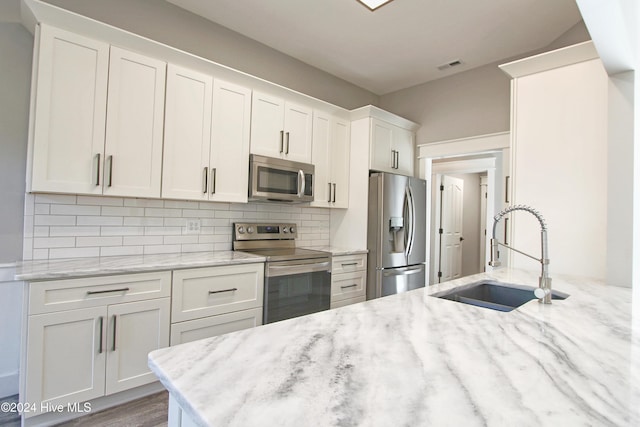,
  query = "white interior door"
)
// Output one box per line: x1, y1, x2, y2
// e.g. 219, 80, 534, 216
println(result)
438, 175, 464, 282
